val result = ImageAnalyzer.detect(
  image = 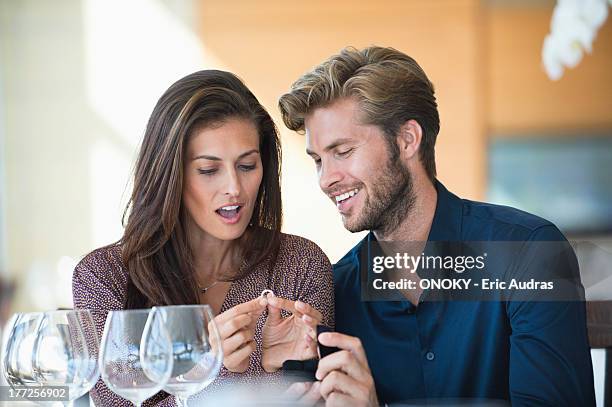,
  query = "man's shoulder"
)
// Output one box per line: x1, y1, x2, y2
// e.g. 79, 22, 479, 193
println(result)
332, 234, 369, 286
460, 198, 563, 241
